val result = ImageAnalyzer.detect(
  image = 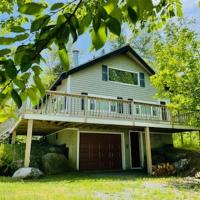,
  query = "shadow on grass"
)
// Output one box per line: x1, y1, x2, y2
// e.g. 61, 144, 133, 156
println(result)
0, 170, 148, 183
